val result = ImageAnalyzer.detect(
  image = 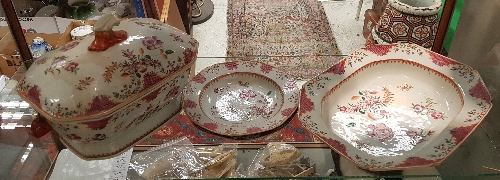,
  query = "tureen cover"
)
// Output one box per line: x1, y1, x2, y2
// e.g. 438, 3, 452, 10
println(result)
17, 18, 199, 121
